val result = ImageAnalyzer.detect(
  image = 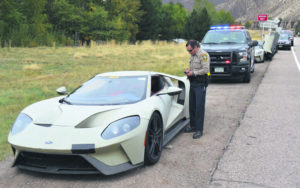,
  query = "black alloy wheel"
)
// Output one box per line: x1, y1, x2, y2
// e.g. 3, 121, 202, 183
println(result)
144, 112, 163, 165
